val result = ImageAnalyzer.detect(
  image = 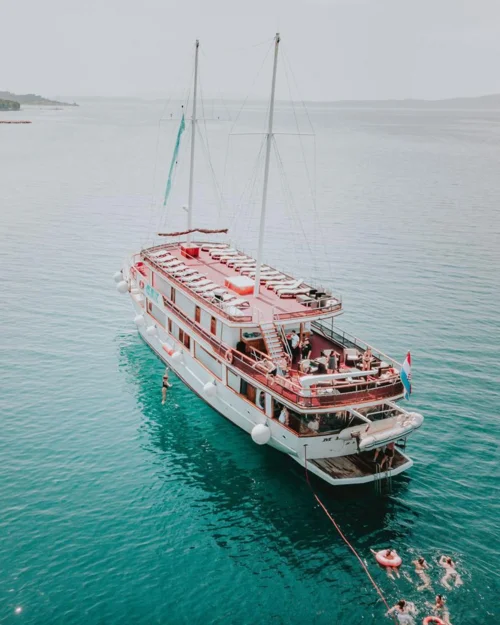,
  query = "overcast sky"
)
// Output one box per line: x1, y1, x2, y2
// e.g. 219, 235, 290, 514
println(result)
2, 0, 499, 101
